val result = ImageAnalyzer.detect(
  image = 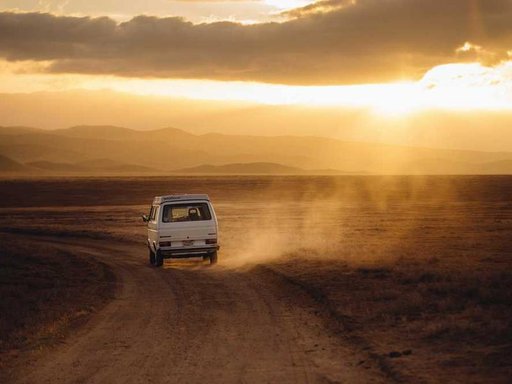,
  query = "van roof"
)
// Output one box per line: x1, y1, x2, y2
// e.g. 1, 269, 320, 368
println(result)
153, 194, 210, 205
